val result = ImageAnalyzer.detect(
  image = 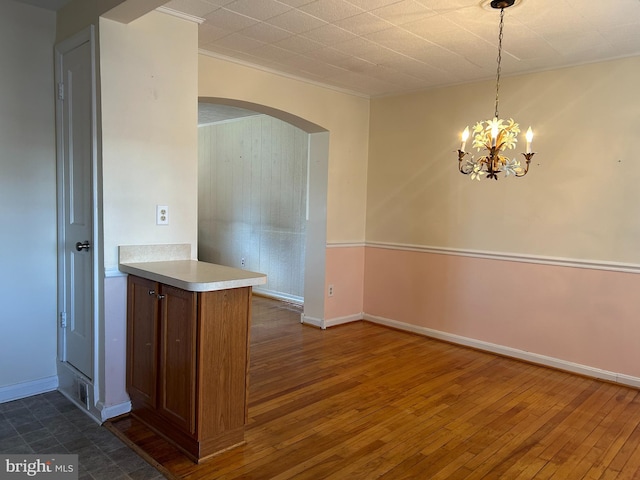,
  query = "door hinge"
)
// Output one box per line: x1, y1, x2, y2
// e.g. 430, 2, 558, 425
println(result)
59, 311, 67, 328
57, 82, 64, 101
